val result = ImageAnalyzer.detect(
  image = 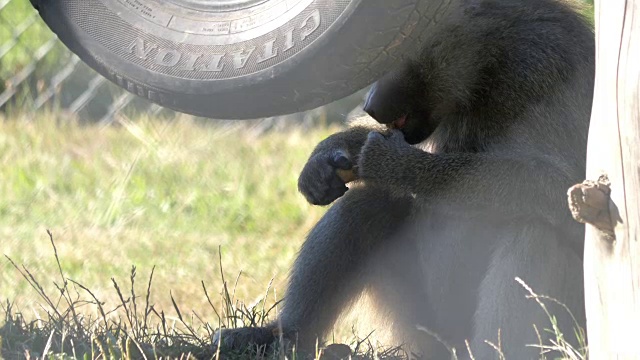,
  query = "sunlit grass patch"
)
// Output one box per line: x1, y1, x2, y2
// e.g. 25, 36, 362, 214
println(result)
0, 111, 333, 323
